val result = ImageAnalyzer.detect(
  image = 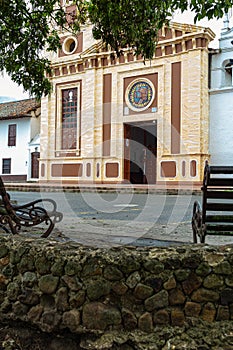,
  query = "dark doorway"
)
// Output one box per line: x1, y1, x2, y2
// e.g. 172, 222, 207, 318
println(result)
31, 152, 40, 179
124, 121, 157, 184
